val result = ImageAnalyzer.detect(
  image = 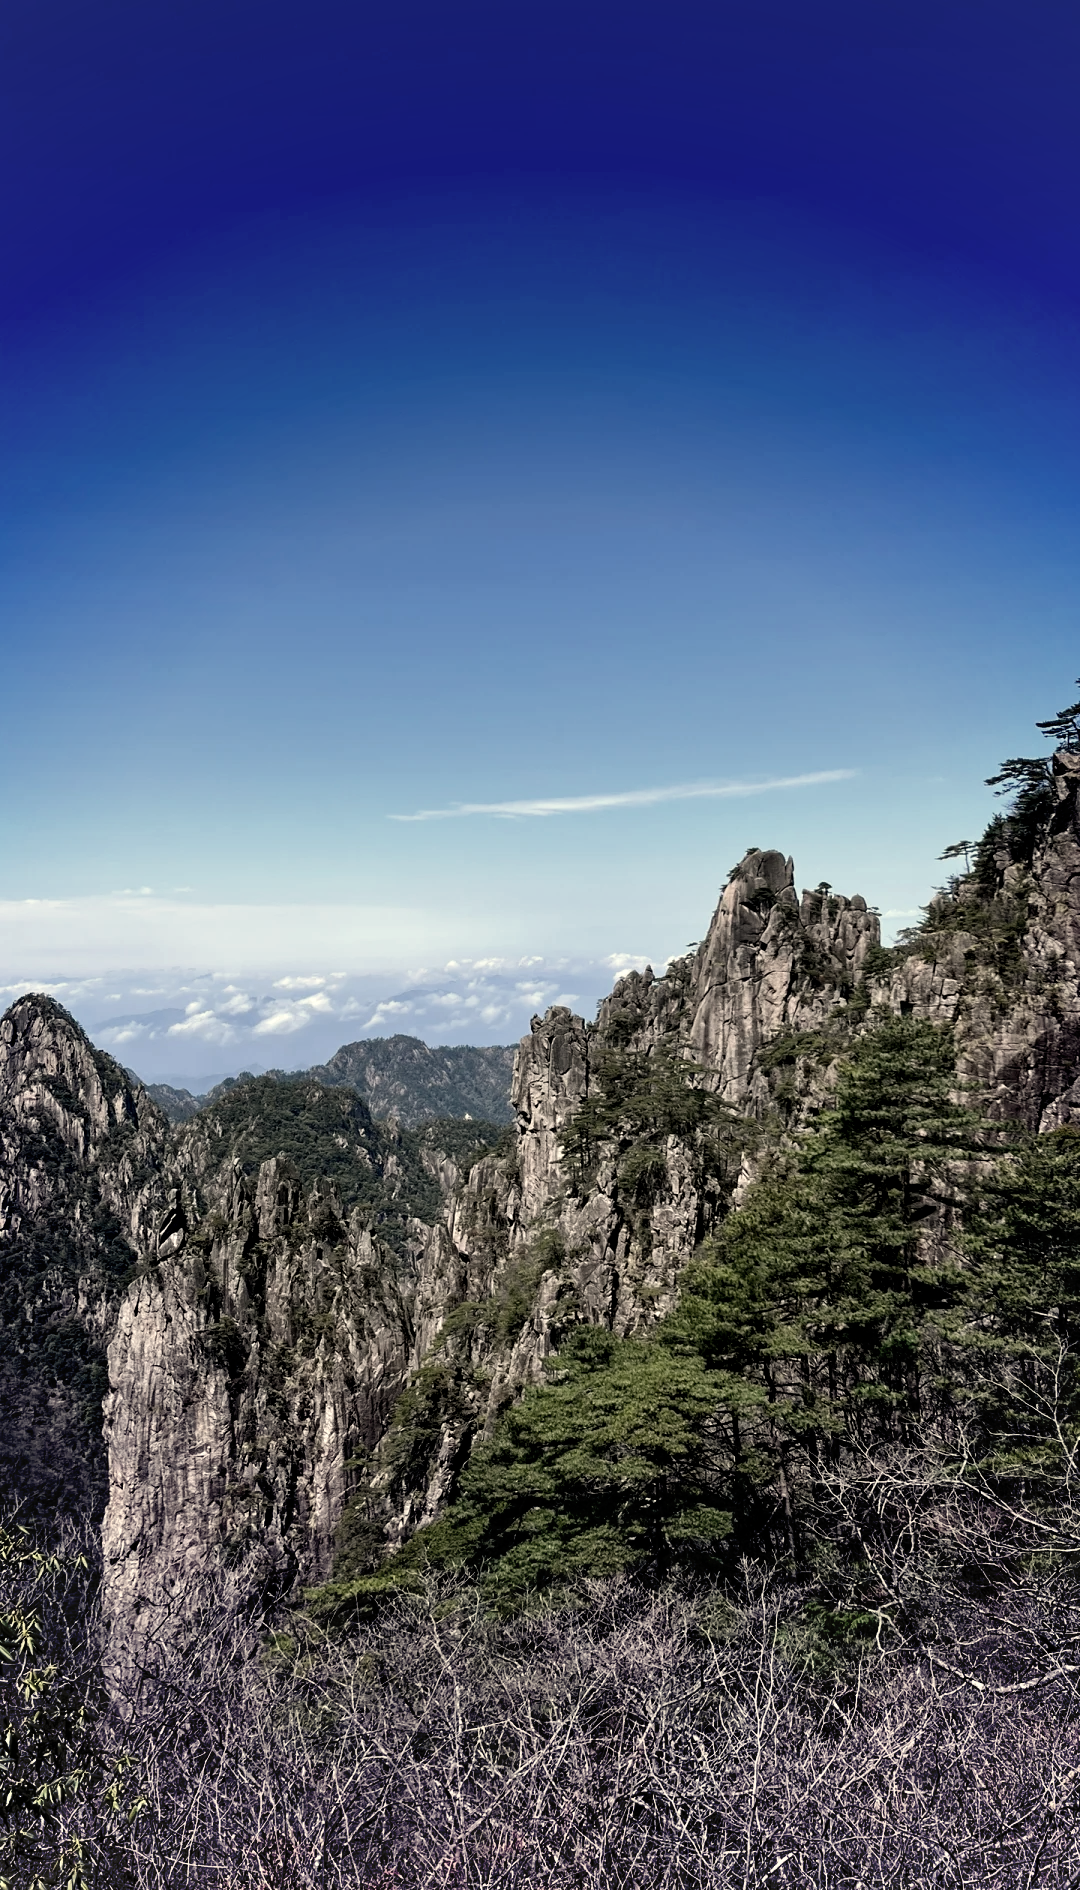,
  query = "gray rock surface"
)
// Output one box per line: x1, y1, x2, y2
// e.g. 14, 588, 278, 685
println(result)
0, 996, 169, 1512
